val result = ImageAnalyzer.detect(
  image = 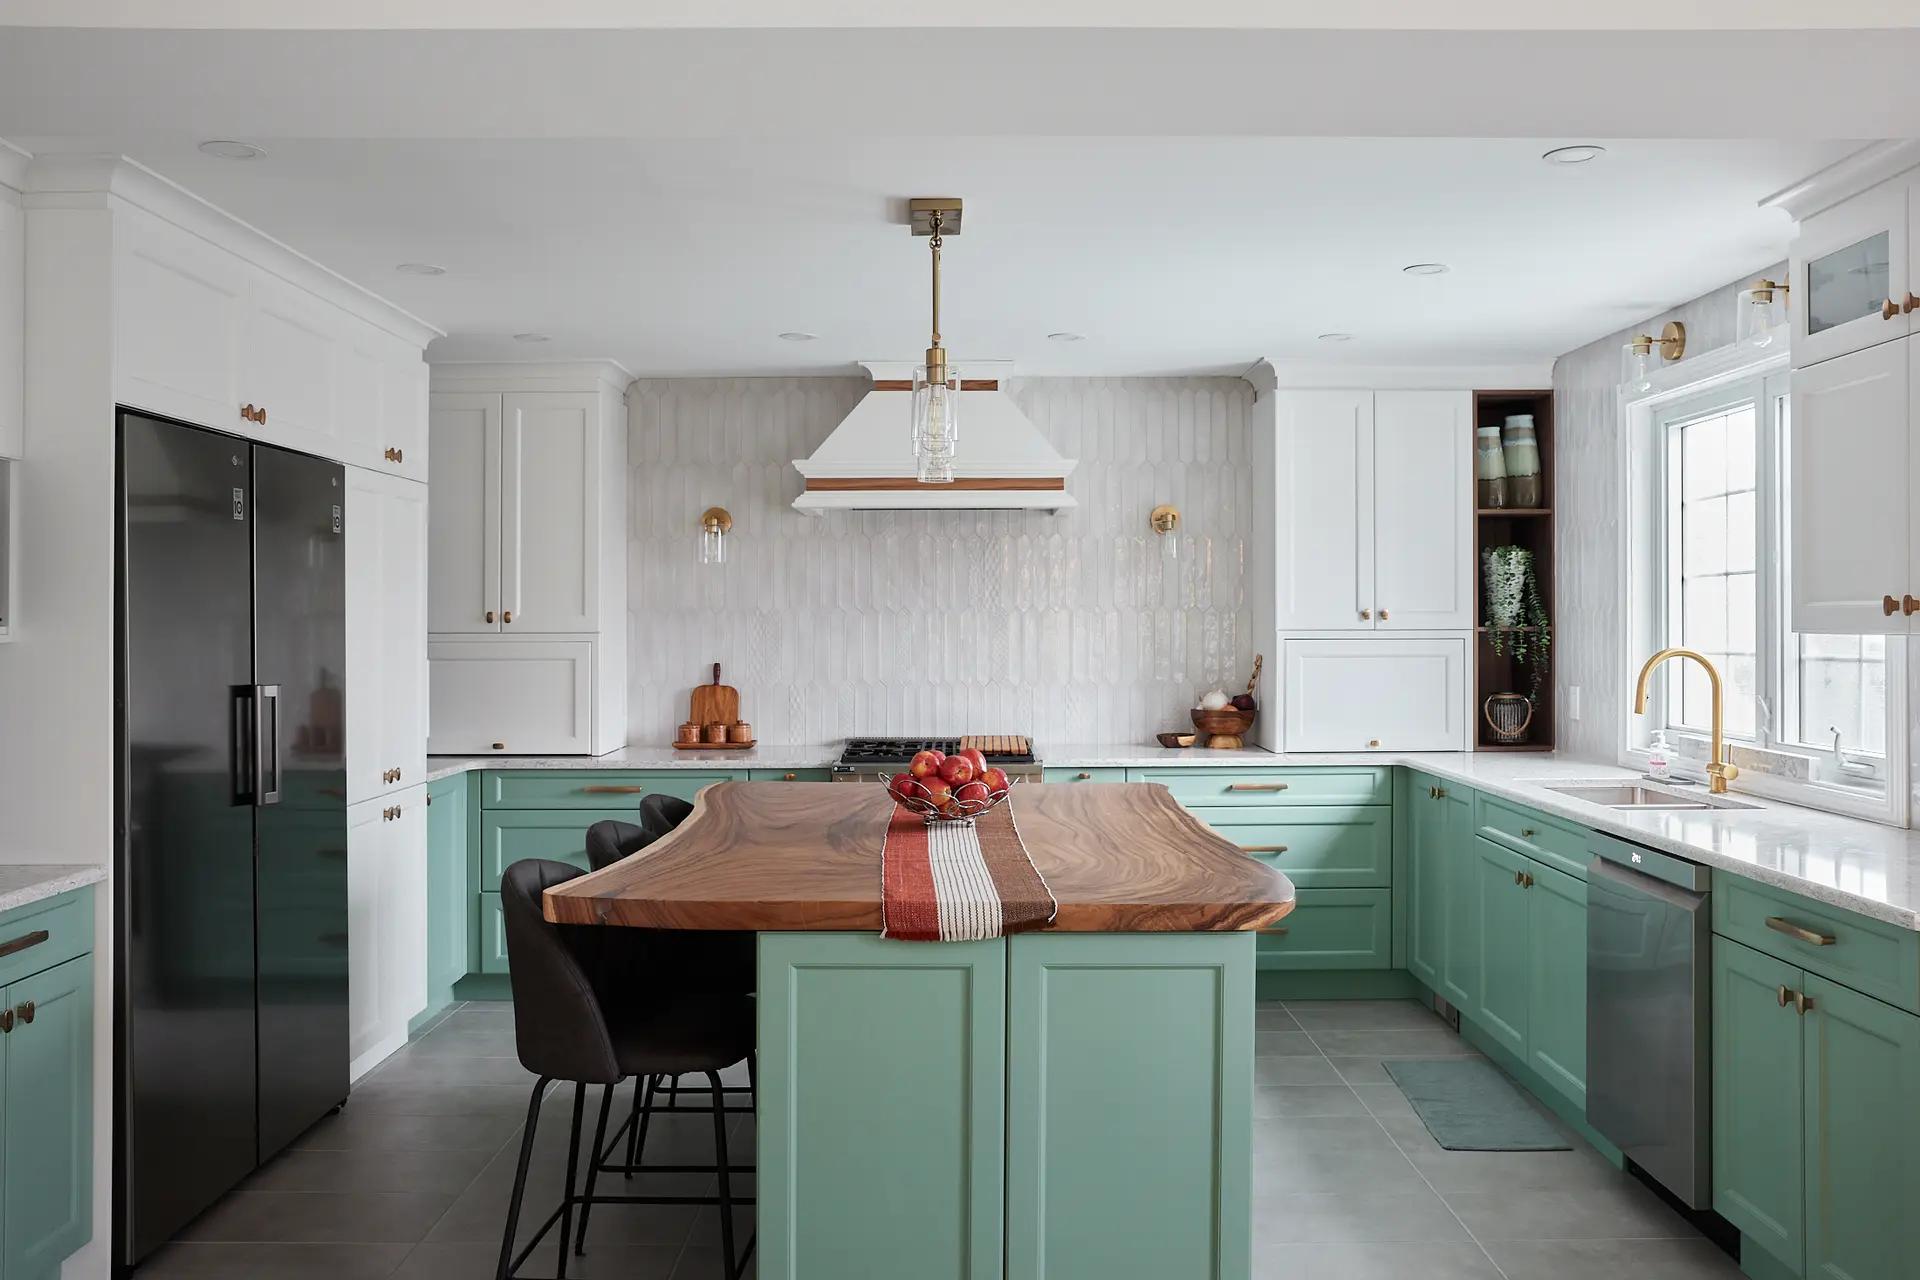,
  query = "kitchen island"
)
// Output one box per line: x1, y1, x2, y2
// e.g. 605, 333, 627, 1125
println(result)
545, 781, 1293, 1280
